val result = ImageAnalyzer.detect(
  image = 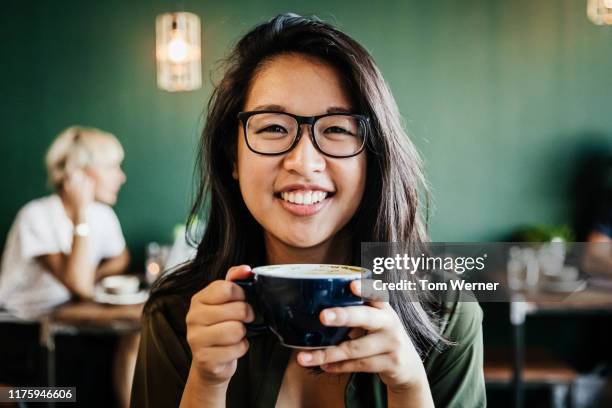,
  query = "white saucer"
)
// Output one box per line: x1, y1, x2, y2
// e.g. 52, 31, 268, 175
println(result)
539, 279, 587, 293
94, 285, 149, 305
